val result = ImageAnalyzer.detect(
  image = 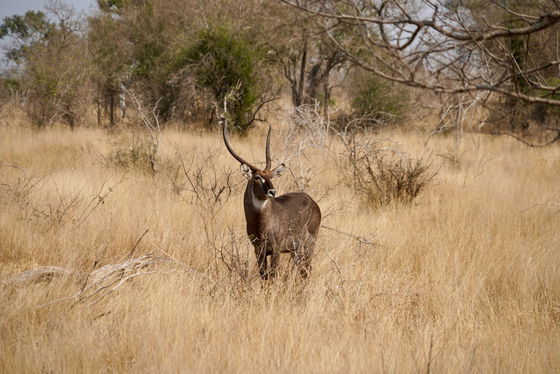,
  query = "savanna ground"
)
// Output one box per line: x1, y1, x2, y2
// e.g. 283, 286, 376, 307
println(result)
1, 110, 559, 373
